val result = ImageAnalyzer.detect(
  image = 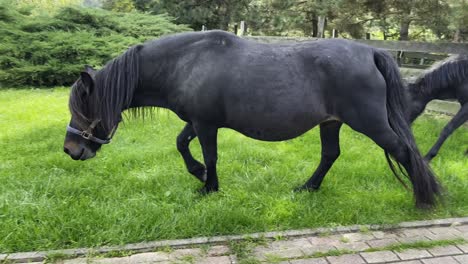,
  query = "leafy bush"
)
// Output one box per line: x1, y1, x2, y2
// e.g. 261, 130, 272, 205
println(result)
0, 3, 191, 87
